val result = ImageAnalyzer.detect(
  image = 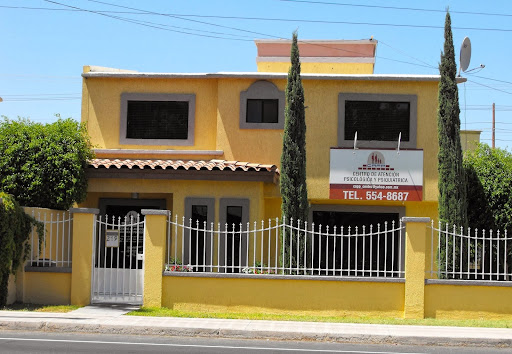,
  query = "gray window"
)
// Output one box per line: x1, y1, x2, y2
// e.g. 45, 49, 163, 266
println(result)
240, 81, 285, 129
338, 93, 417, 148
120, 93, 195, 146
